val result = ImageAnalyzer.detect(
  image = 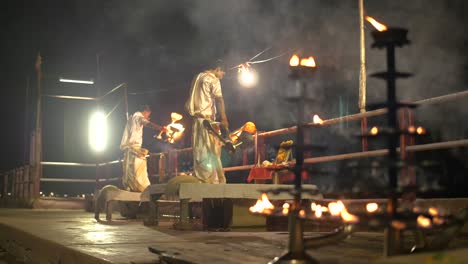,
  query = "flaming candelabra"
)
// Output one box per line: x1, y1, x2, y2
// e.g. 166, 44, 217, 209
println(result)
367, 16, 412, 256
249, 18, 468, 263
263, 54, 320, 264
